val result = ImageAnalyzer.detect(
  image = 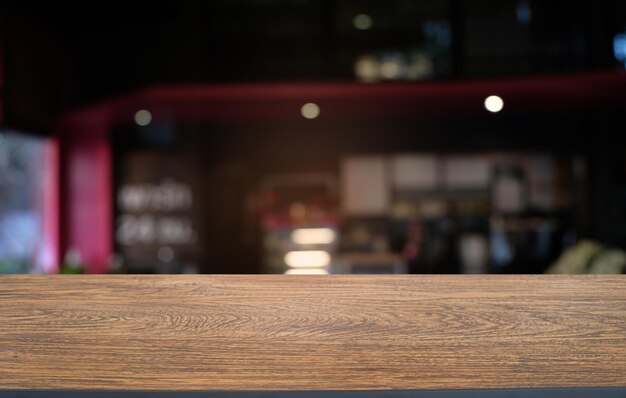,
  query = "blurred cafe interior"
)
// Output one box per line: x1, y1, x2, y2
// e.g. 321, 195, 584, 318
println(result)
1, 0, 626, 275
